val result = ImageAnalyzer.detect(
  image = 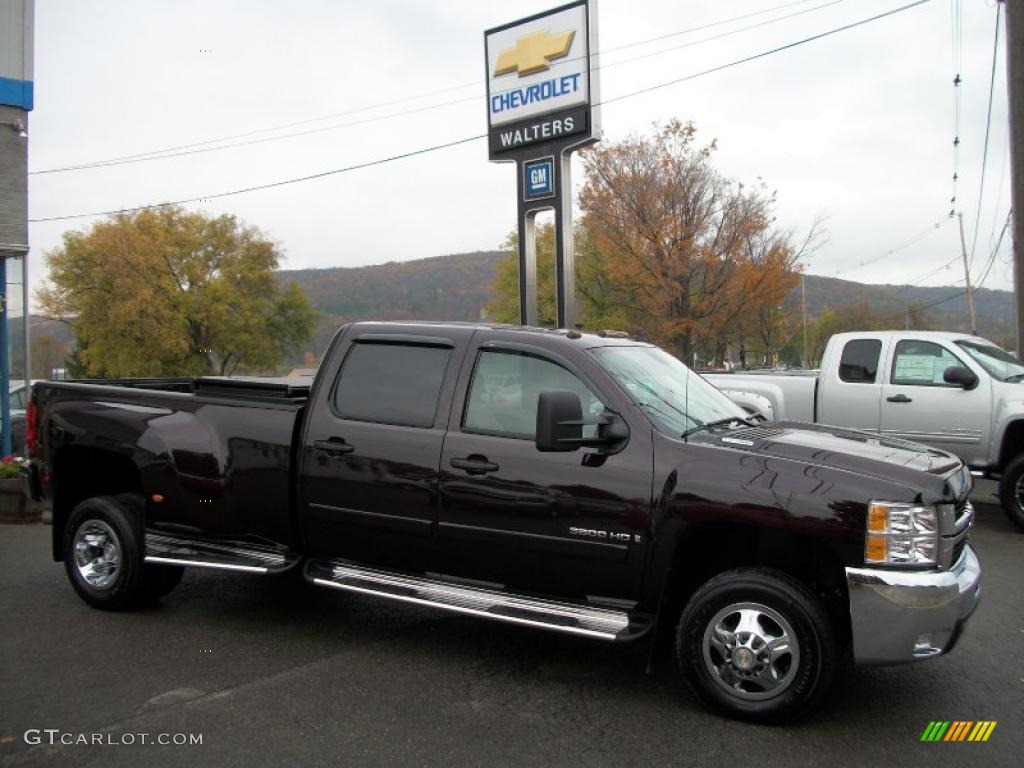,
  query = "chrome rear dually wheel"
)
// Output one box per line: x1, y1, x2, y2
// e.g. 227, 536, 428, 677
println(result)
63, 494, 181, 610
